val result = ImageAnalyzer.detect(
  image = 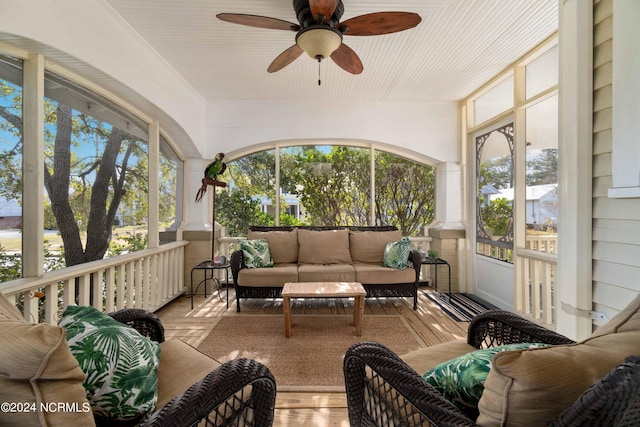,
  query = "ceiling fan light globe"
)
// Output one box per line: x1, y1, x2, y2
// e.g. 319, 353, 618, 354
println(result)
296, 27, 342, 60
